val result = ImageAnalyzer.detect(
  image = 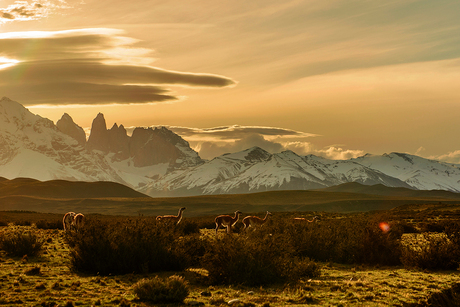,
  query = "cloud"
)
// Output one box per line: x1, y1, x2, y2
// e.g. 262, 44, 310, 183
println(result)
0, 28, 236, 105
2, 12, 15, 19
194, 136, 364, 161
315, 146, 365, 160
165, 125, 318, 141
198, 134, 286, 159
0, 1, 61, 23
130, 124, 362, 161
281, 141, 365, 160
429, 150, 460, 164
